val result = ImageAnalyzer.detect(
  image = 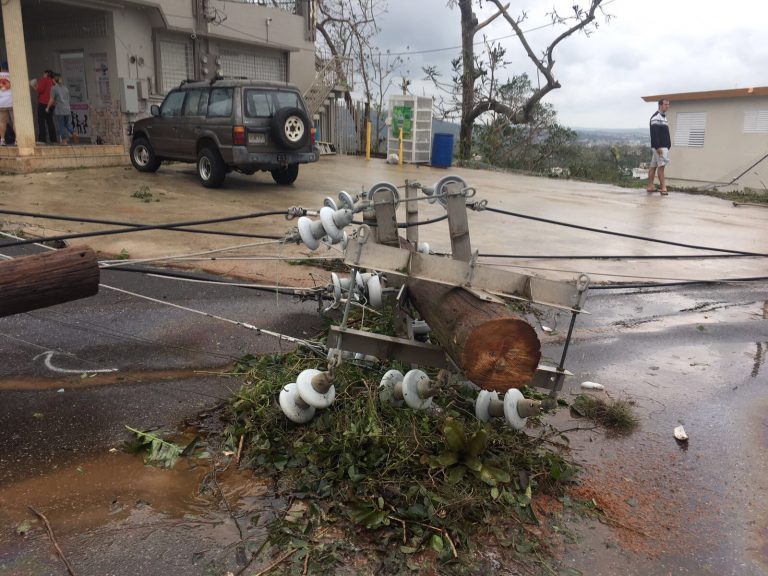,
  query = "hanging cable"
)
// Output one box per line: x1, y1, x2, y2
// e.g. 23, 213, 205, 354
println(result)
477, 252, 759, 260
474, 204, 768, 257
351, 214, 448, 227
0, 209, 289, 248
0, 209, 285, 240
